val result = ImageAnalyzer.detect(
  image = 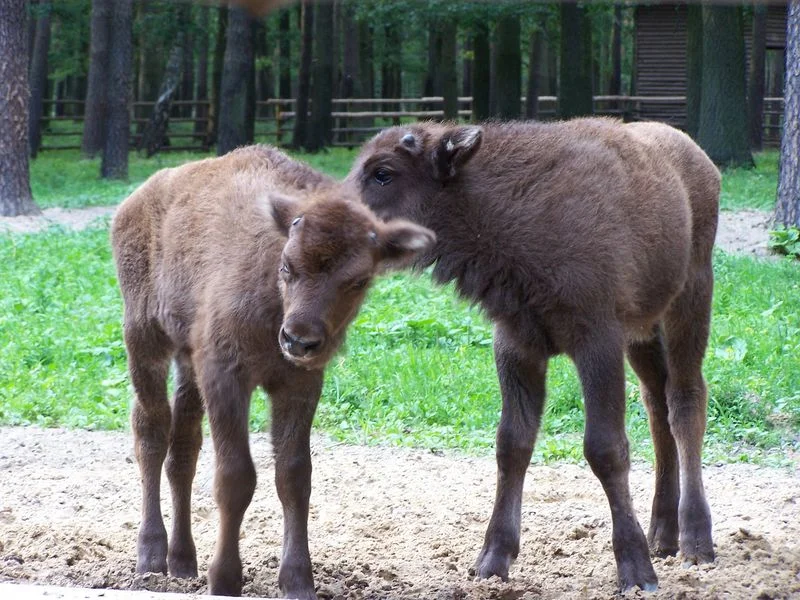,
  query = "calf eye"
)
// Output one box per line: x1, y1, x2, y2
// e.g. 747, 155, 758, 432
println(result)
373, 168, 393, 186
279, 263, 293, 280
351, 278, 370, 290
